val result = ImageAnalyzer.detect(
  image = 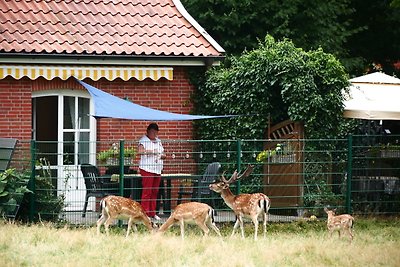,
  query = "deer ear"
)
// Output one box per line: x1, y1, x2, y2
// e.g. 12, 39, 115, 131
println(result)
324, 207, 328, 212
